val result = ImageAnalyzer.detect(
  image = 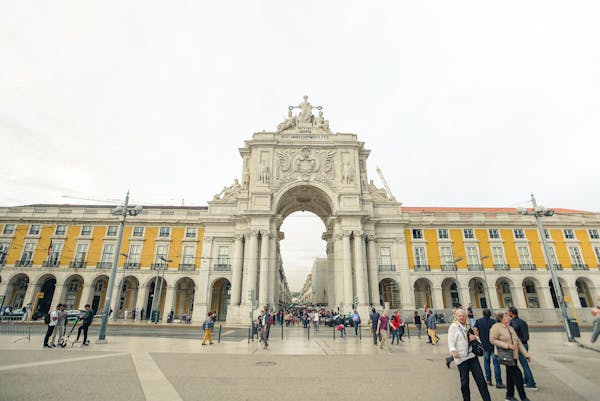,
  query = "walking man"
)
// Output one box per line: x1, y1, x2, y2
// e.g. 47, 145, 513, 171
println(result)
201, 311, 215, 345
74, 304, 94, 346
352, 309, 361, 336
508, 306, 537, 391
414, 311, 422, 338
50, 304, 67, 347
426, 309, 439, 345
260, 306, 271, 349
369, 307, 380, 345
473, 308, 505, 389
